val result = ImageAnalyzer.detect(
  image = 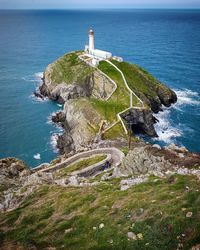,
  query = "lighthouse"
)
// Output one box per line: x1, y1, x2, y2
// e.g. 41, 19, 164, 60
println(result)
84, 29, 114, 63
88, 29, 94, 51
